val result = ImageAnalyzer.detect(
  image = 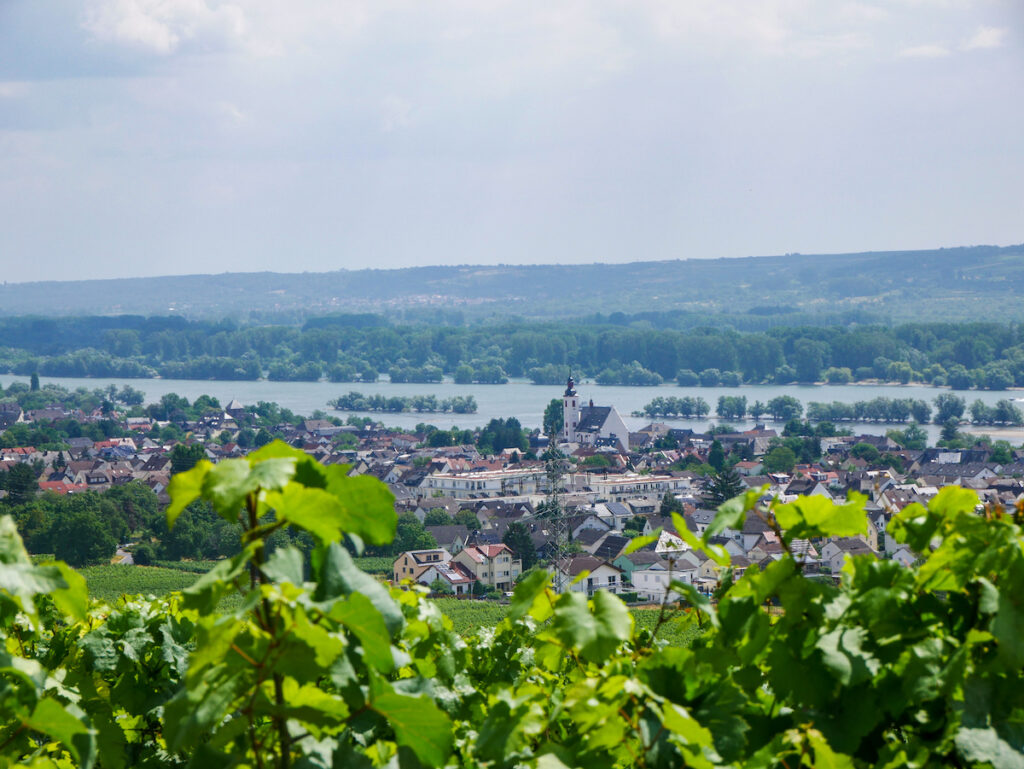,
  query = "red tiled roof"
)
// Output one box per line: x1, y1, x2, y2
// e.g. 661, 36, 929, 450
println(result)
38, 481, 88, 495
